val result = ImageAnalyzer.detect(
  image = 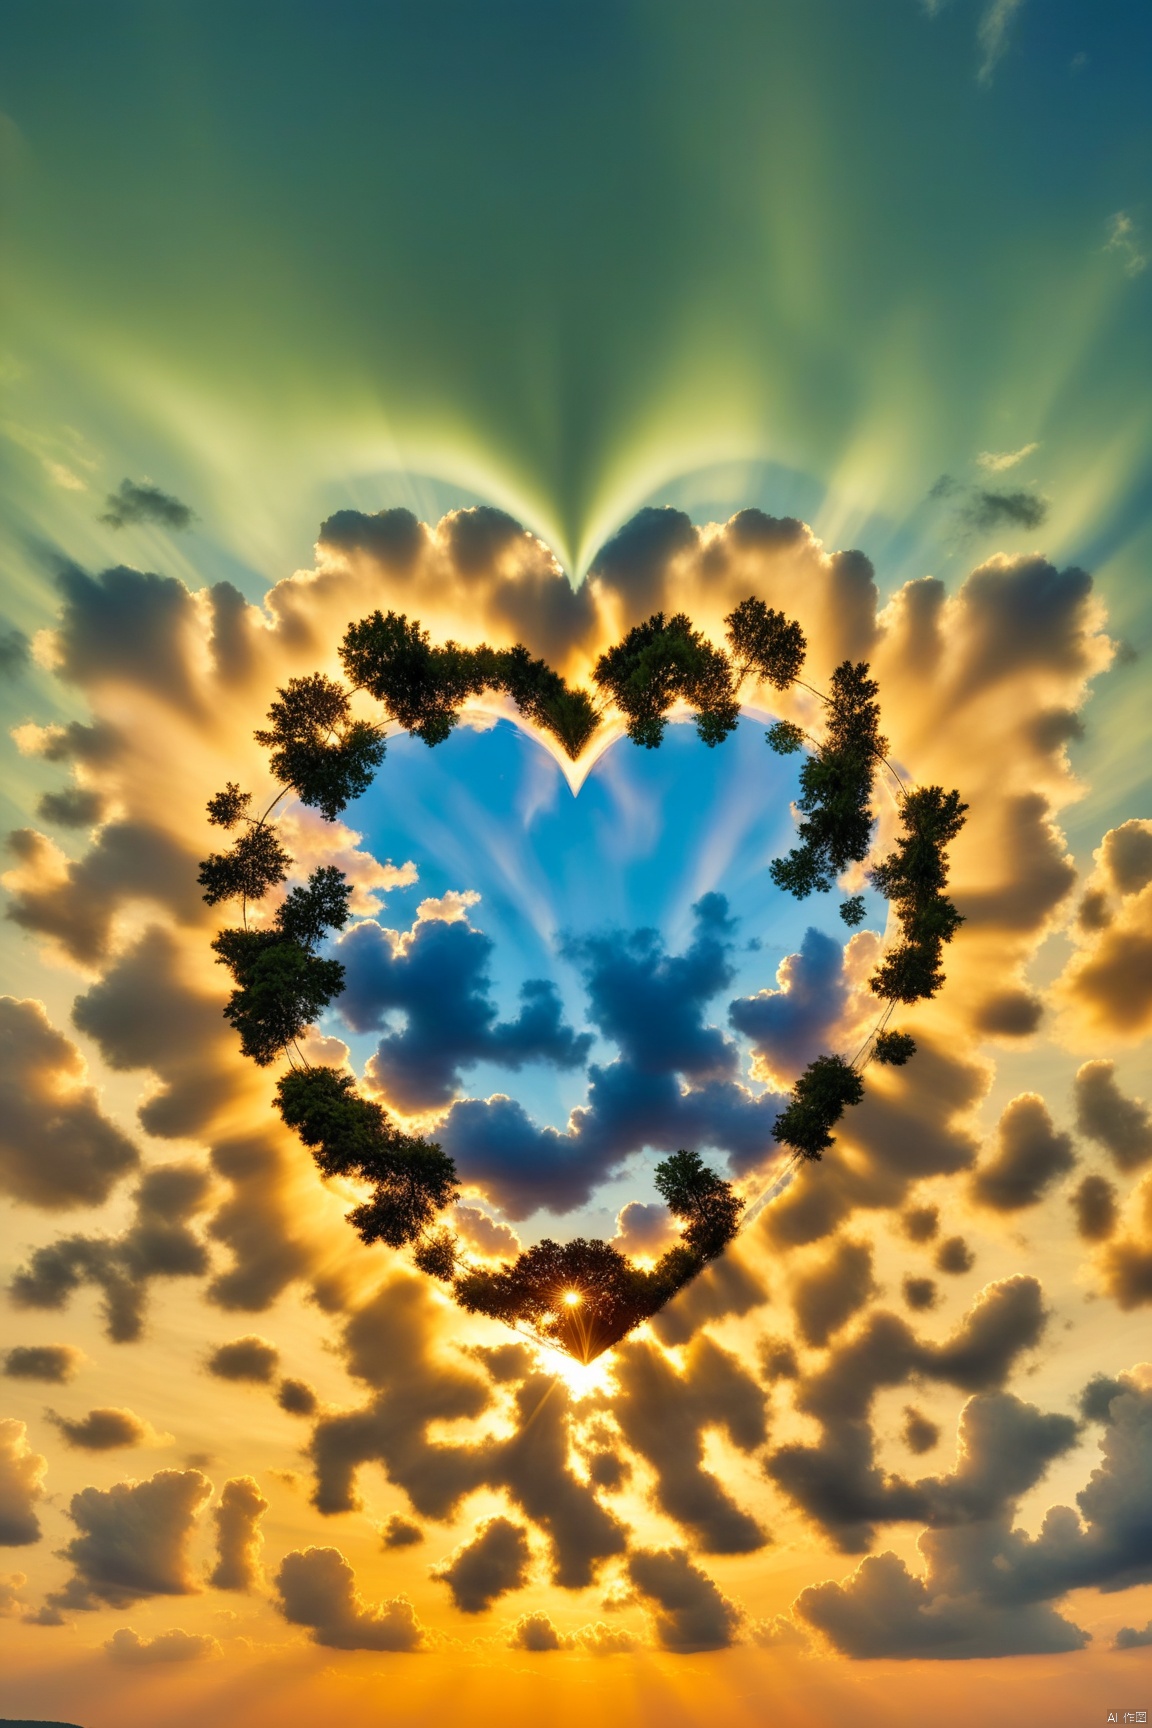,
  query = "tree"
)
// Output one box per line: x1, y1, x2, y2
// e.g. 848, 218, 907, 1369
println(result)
772, 1054, 866, 1159
593, 612, 740, 748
